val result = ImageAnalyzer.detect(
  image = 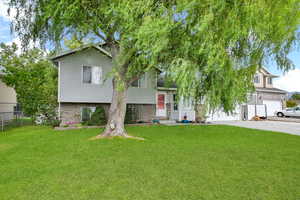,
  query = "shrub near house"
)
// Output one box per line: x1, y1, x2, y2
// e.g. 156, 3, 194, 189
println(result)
82, 106, 106, 126
286, 100, 297, 108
